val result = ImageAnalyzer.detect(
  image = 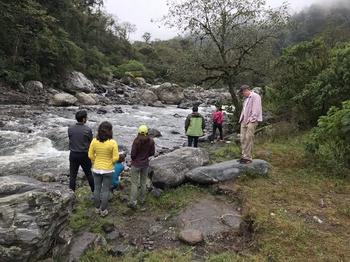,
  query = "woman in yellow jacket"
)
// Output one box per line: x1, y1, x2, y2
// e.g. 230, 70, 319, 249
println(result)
88, 121, 119, 217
